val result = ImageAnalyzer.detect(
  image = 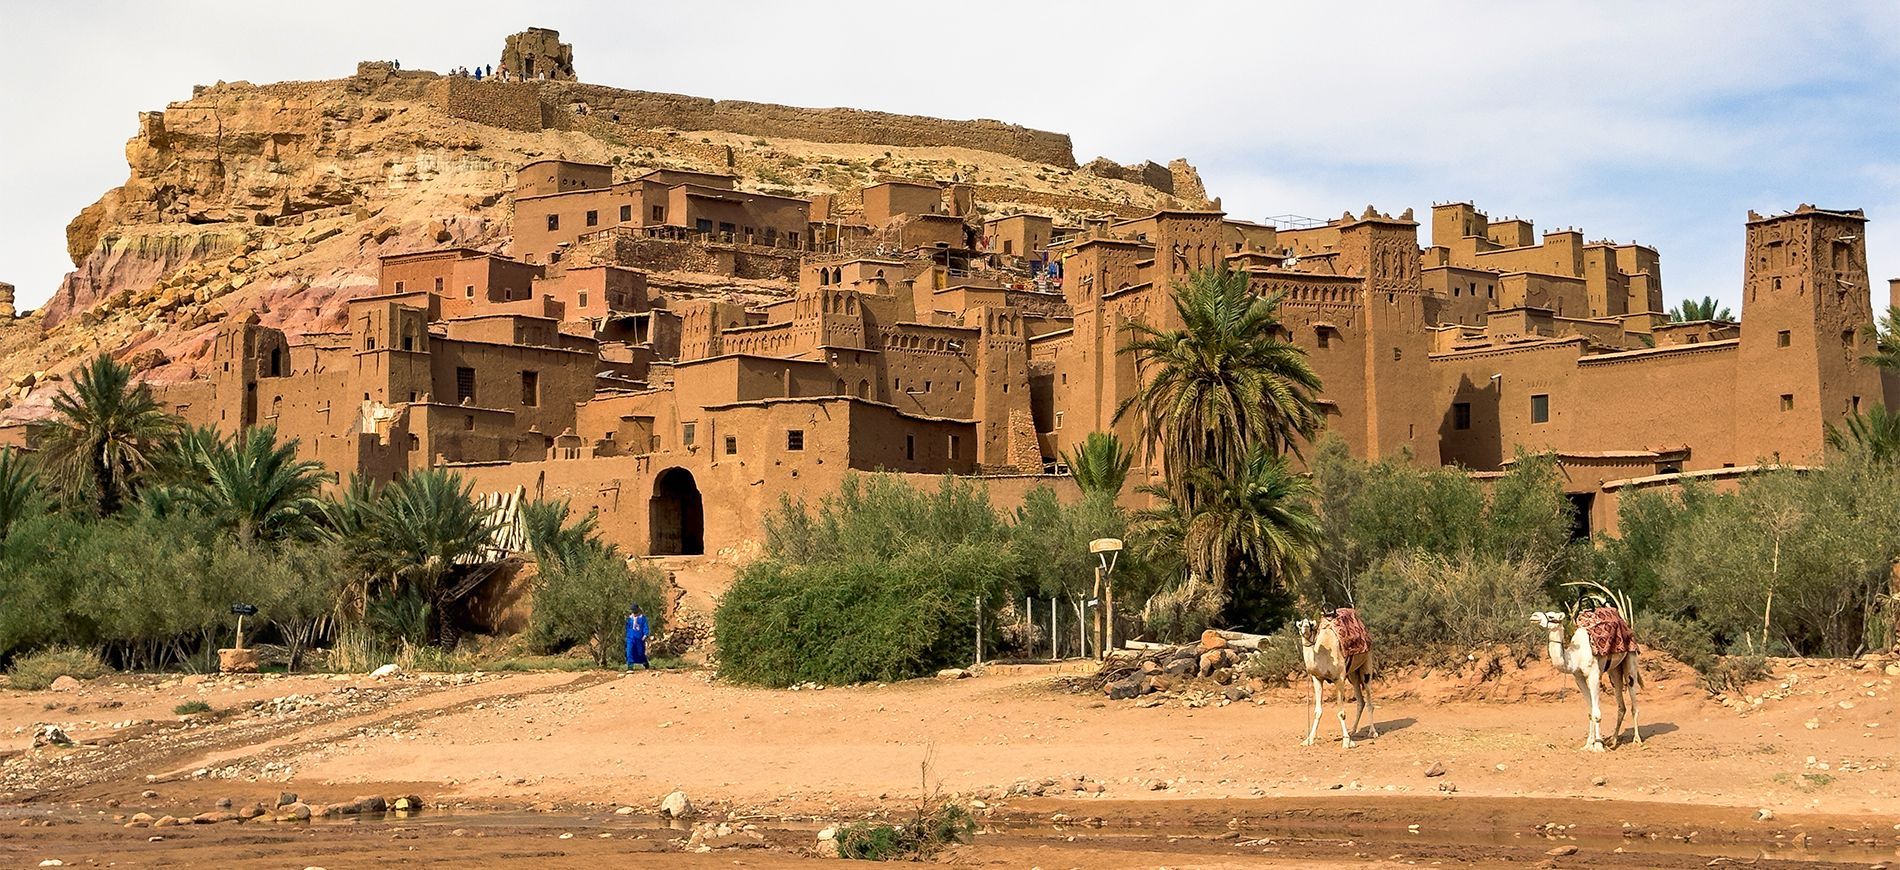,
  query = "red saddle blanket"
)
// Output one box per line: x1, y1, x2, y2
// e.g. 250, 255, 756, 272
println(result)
1578, 606, 1634, 656
1331, 607, 1370, 658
